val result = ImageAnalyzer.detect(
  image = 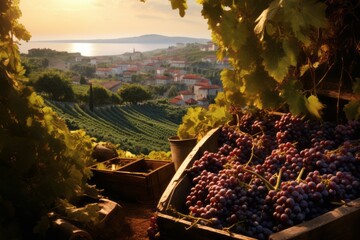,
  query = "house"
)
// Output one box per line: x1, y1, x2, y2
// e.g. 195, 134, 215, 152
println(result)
179, 90, 195, 102
142, 63, 157, 73
95, 68, 112, 77
181, 74, 208, 86
122, 70, 137, 82
155, 75, 172, 85
194, 83, 222, 100
99, 81, 122, 93
185, 98, 198, 105
156, 67, 166, 75
169, 91, 196, 106
169, 96, 184, 105
167, 69, 186, 82
201, 55, 218, 64
168, 59, 186, 68
200, 41, 217, 52
112, 64, 129, 75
